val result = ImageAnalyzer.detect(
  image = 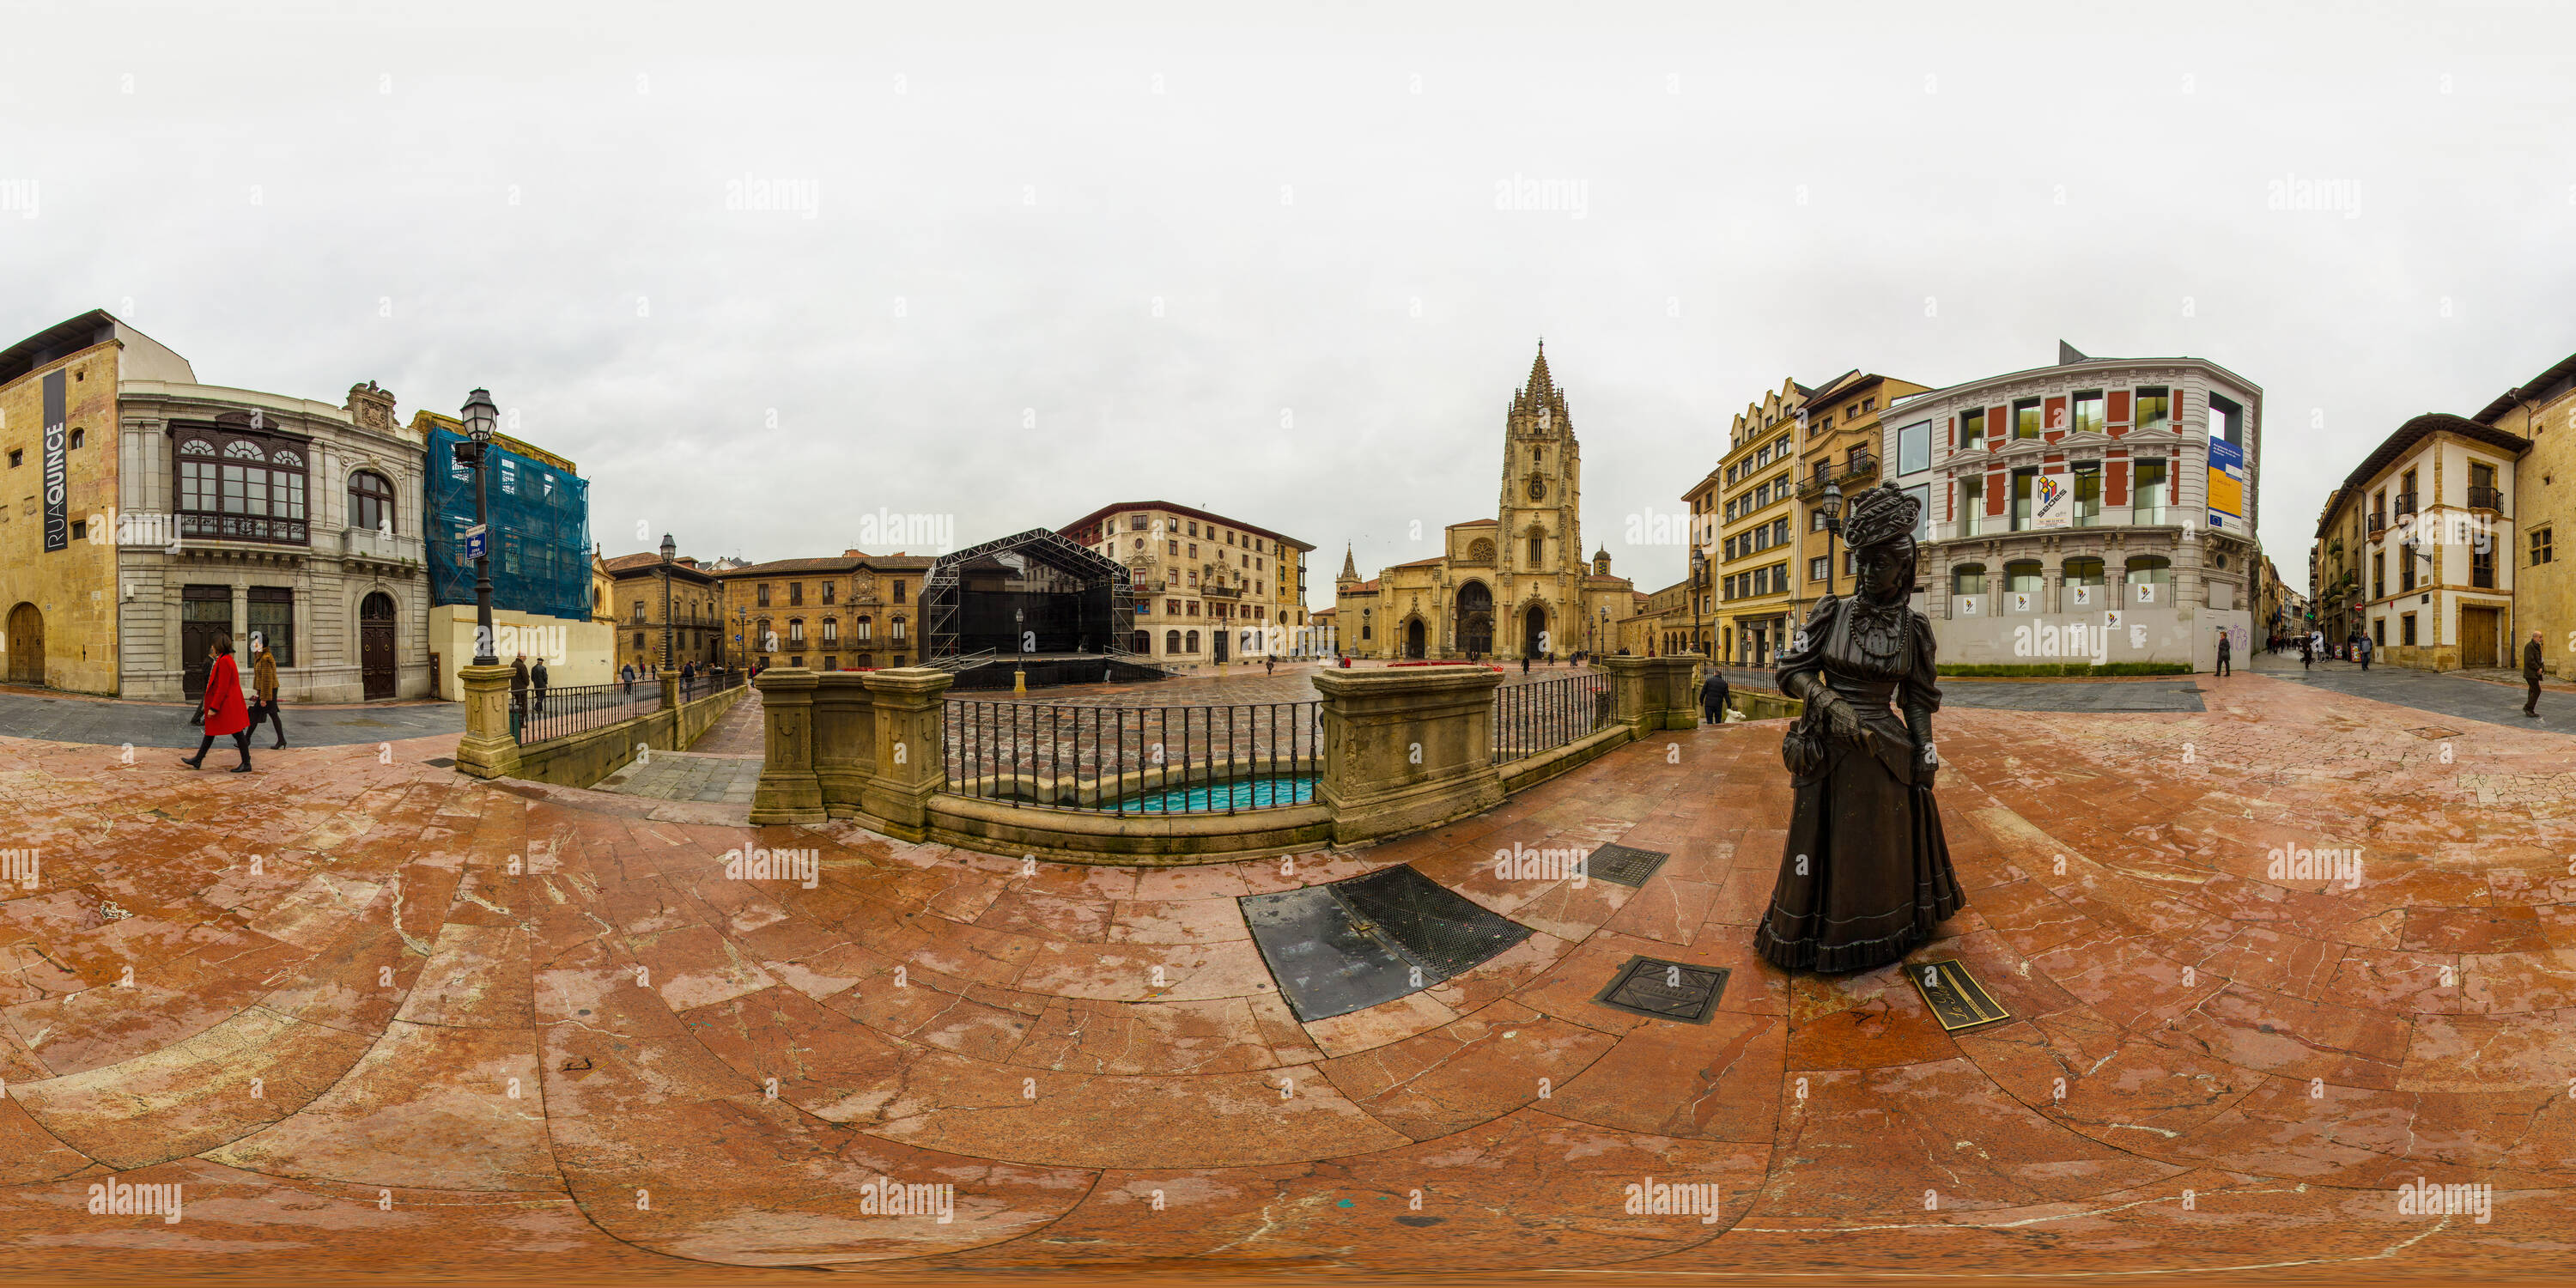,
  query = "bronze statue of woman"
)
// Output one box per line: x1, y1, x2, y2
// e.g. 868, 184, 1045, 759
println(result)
1753, 483, 1965, 973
